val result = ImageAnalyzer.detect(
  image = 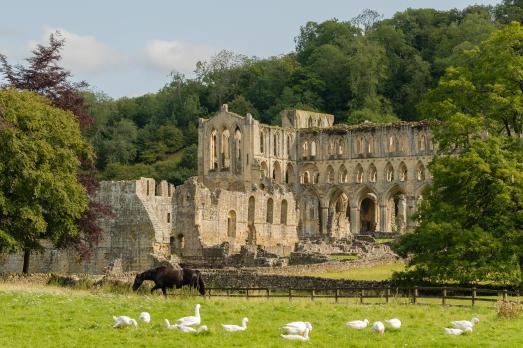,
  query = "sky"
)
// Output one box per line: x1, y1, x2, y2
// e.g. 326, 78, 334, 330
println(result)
0, 0, 502, 98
